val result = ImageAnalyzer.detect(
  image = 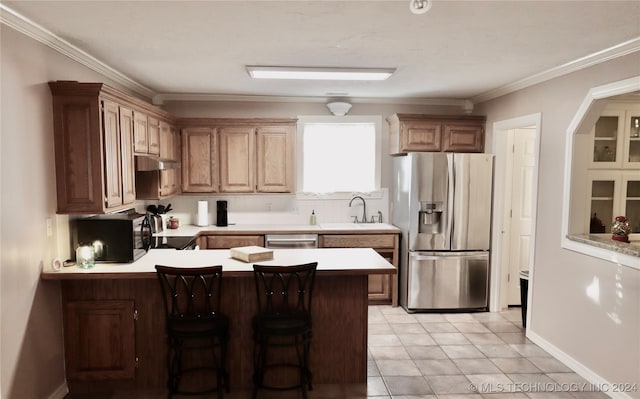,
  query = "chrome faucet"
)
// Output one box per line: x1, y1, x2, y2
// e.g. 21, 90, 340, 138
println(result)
349, 195, 367, 223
